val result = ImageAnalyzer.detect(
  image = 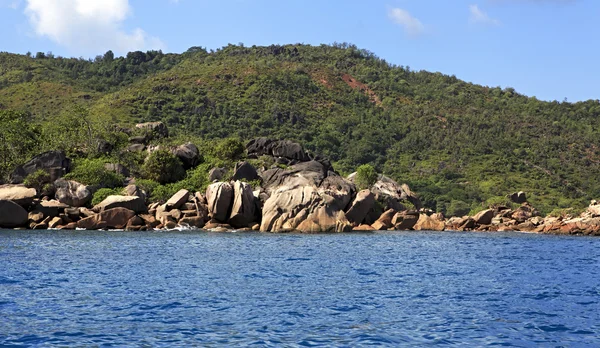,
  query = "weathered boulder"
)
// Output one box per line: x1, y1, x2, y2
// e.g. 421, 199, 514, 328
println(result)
232, 161, 259, 182
371, 209, 397, 230
166, 189, 190, 210
473, 209, 495, 225
48, 217, 63, 229
353, 224, 376, 231
512, 203, 539, 223
0, 185, 37, 206
127, 144, 146, 152
77, 208, 136, 230
371, 175, 422, 211
246, 138, 310, 162
587, 200, 600, 217
208, 167, 227, 182
206, 182, 233, 222
173, 143, 201, 169
414, 214, 446, 231
54, 179, 92, 207
391, 211, 419, 230
510, 191, 527, 204
259, 162, 353, 233
0, 200, 28, 228
295, 205, 352, 233
124, 184, 146, 202
135, 121, 169, 138
93, 195, 146, 214
33, 200, 69, 219
229, 181, 257, 228
345, 190, 375, 225
104, 163, 130, 178
10, 151, 71, 184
